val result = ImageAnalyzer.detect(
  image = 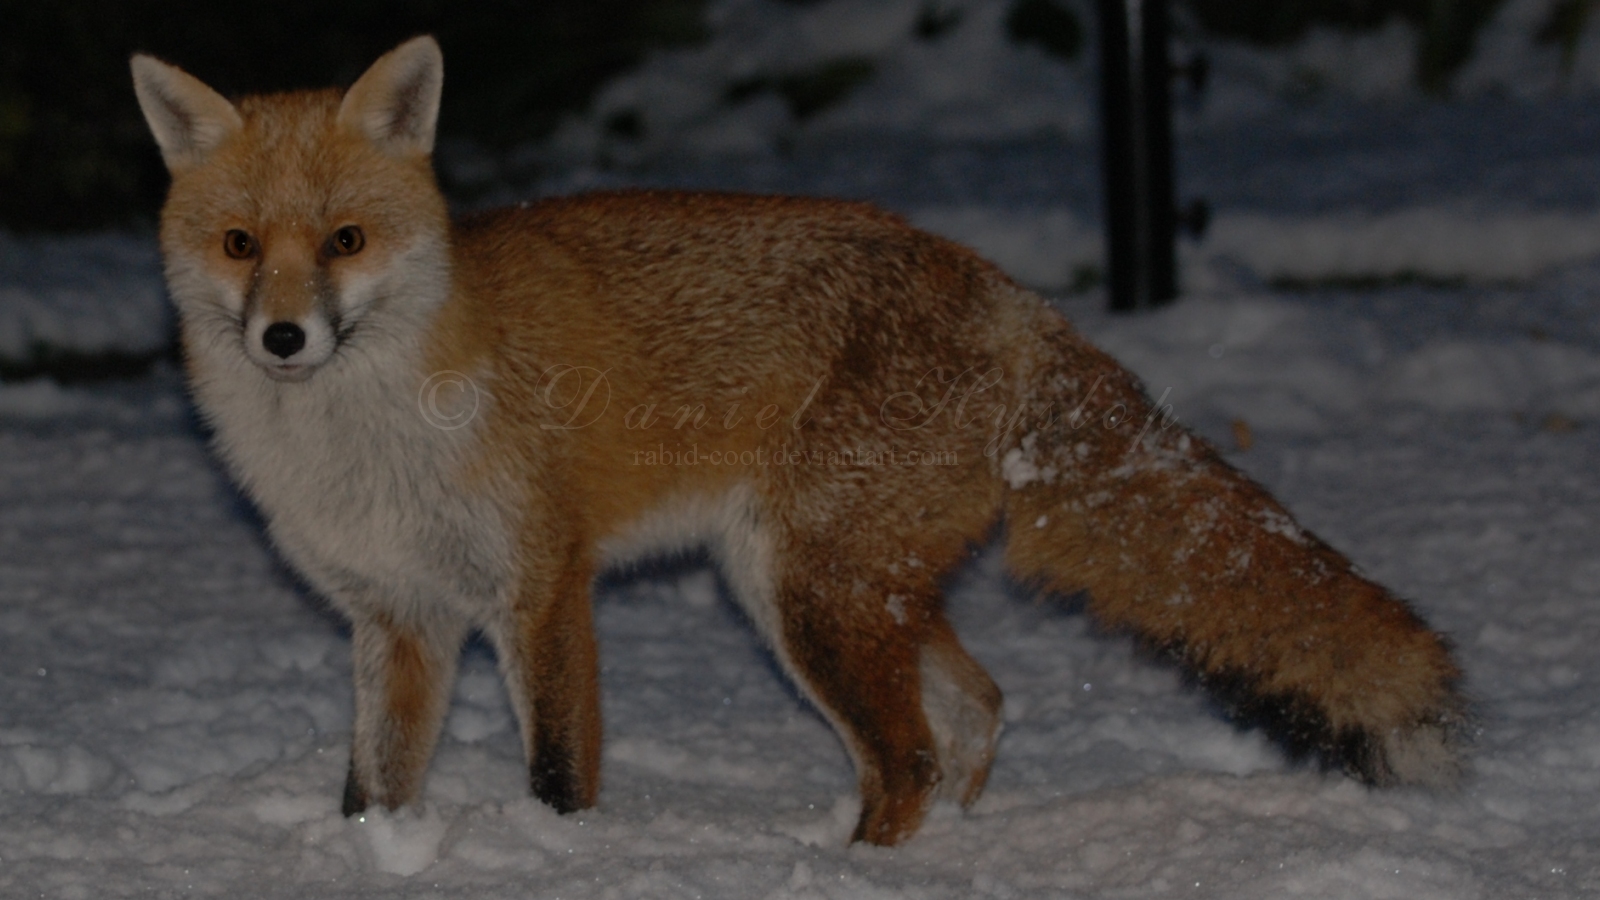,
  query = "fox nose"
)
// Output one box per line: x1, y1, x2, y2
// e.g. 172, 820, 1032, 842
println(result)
262, 322, 307, 359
